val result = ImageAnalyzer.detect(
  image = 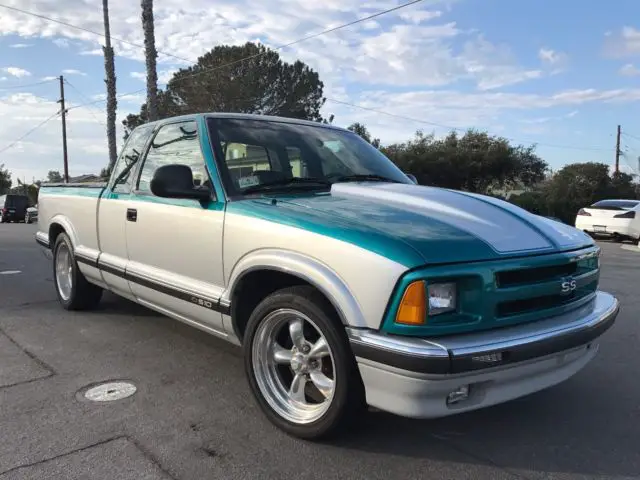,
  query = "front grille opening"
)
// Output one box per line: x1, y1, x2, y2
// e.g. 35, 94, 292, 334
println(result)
496, 281, 597, 318
496, 262, 578, 288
